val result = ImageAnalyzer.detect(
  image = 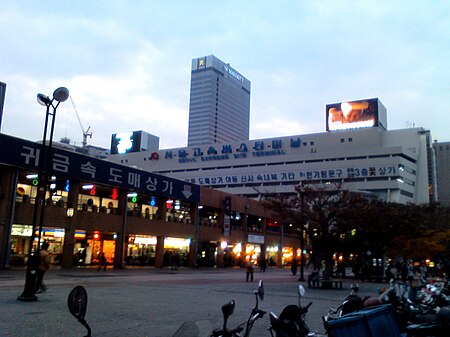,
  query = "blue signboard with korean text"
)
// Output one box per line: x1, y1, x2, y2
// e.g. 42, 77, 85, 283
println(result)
0, 133, 200, 202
